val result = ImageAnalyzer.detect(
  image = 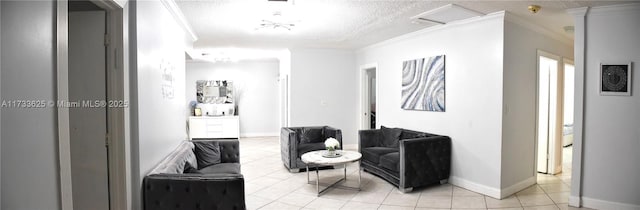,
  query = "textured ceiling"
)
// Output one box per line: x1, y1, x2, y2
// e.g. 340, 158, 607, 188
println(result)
176, 0, 636, 50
